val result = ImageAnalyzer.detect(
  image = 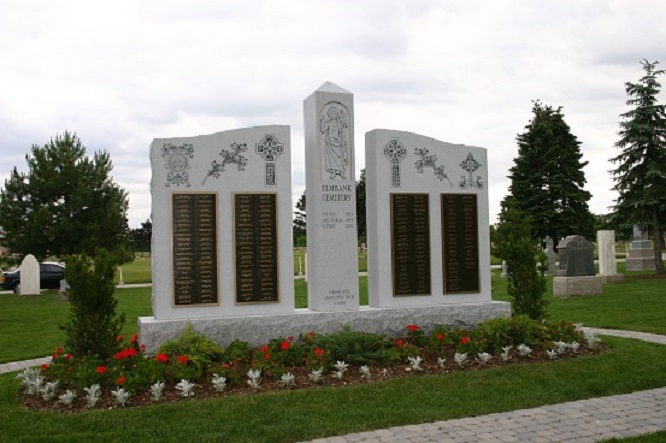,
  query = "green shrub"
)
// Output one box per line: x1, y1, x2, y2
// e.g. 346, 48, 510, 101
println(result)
60, 249, 125, 360
506, 238, 548, 320
311, 326, 400, 365
157, 323, 225, 372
